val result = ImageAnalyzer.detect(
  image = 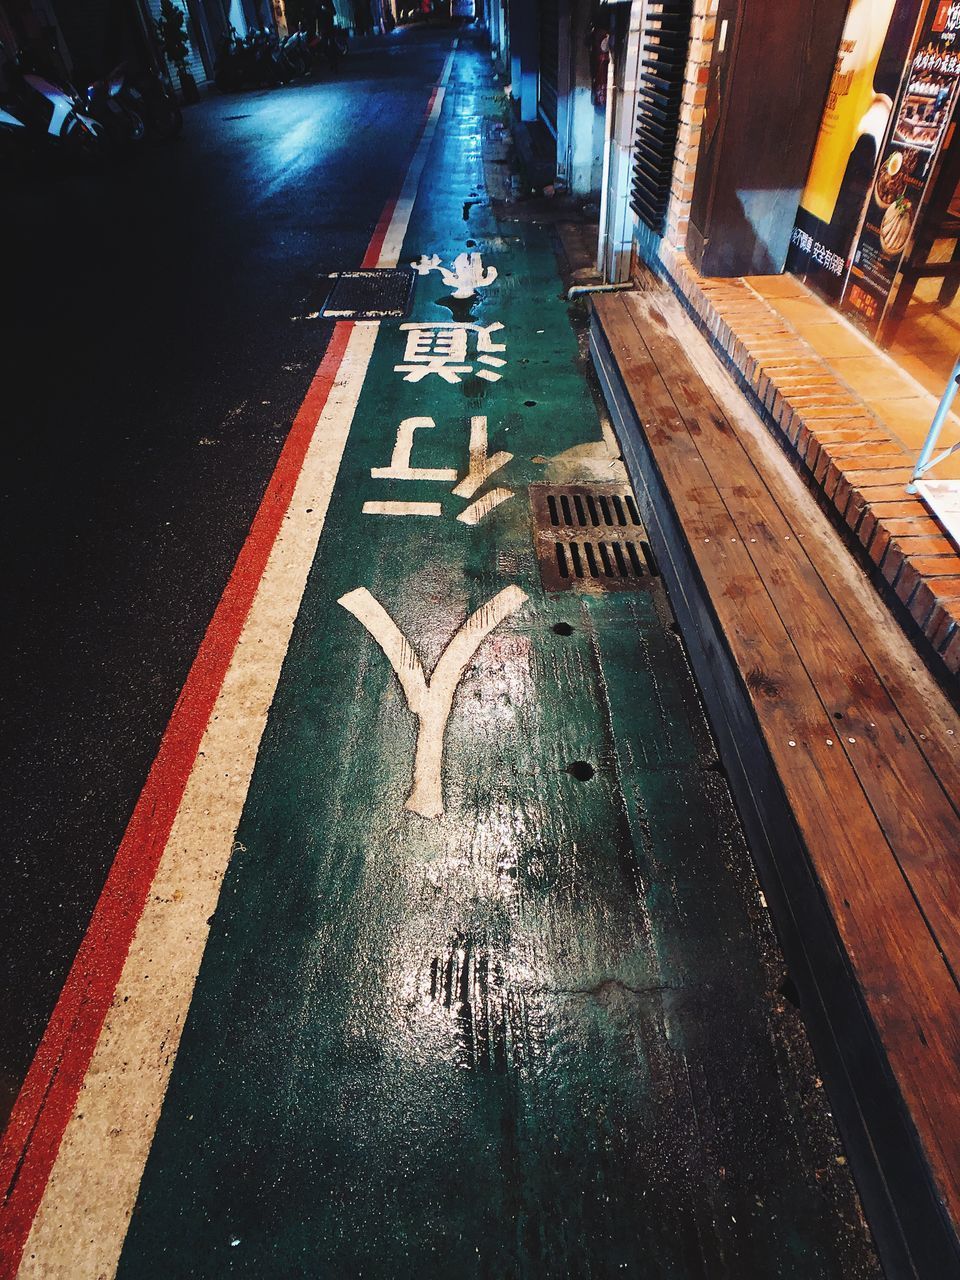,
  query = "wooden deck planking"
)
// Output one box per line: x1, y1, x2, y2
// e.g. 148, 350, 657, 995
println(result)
667, 297, 960, 800
594, 291, 960, 1229
626, 293, 960, 979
